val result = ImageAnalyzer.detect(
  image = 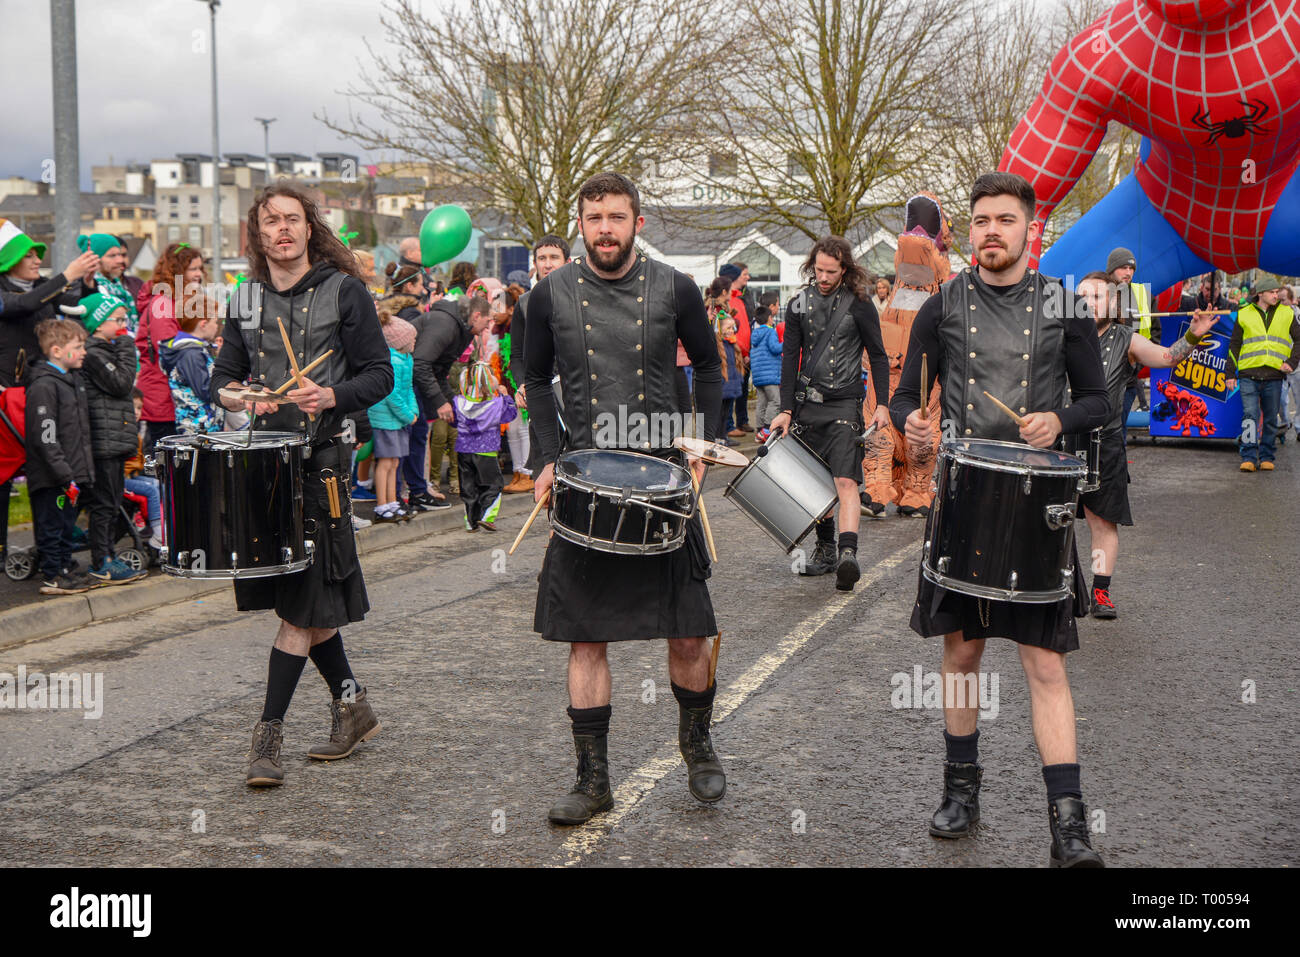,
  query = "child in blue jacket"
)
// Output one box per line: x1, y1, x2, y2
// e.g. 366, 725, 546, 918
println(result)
369, 315, 419, 523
